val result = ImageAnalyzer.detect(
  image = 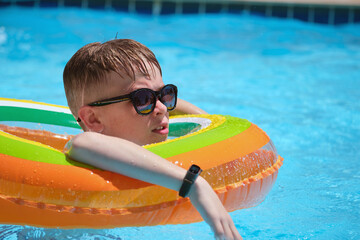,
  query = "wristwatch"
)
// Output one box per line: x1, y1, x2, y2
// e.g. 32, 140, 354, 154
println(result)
179, 164, 202, 198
